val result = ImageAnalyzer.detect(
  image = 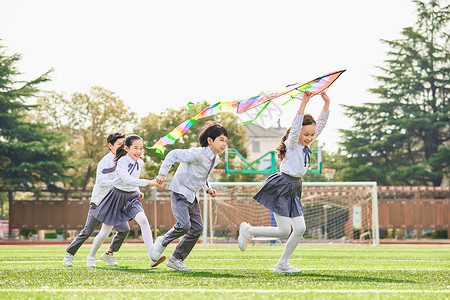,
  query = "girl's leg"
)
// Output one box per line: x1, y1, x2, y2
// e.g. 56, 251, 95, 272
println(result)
134, 211, 153, 259
278, 216, 306, 265
247, 213, 292, 238
88, 224, 113, 259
